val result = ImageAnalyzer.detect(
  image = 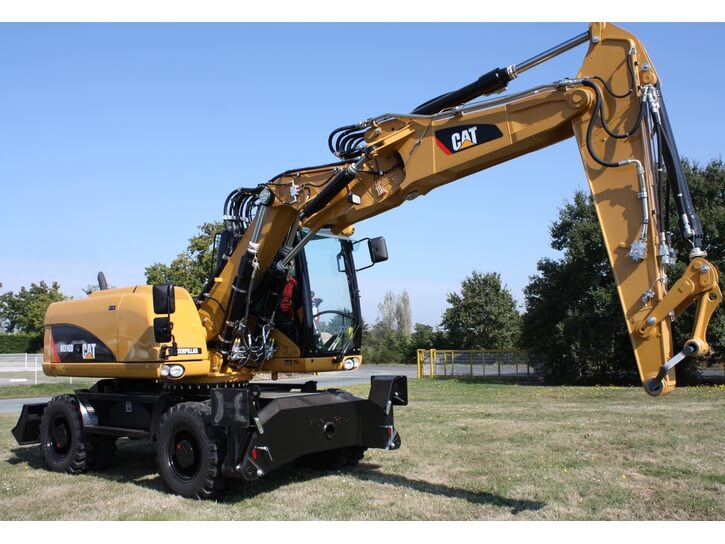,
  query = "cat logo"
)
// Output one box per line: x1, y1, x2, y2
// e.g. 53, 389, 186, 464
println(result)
451, 126, 479, 151
82, 343, 97, 360
435, 123, 504, 155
